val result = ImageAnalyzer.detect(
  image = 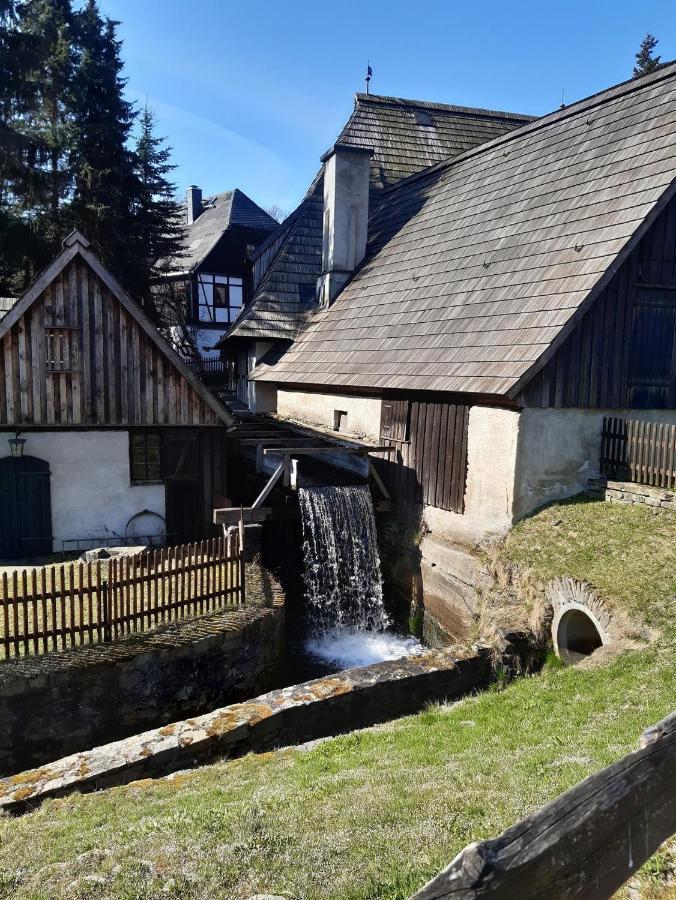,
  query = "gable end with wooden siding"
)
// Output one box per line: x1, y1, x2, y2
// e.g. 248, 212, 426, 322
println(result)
0, 255, 225, 429
515, 192, 676, 410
